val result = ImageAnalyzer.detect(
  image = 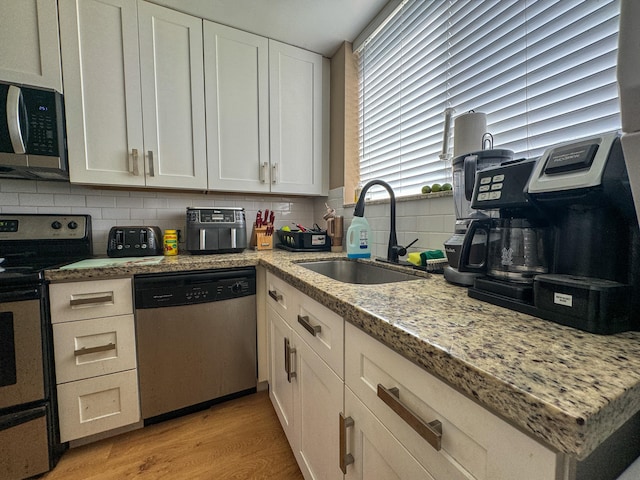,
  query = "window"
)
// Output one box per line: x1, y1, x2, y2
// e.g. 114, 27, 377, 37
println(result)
356, 0, 621, 199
